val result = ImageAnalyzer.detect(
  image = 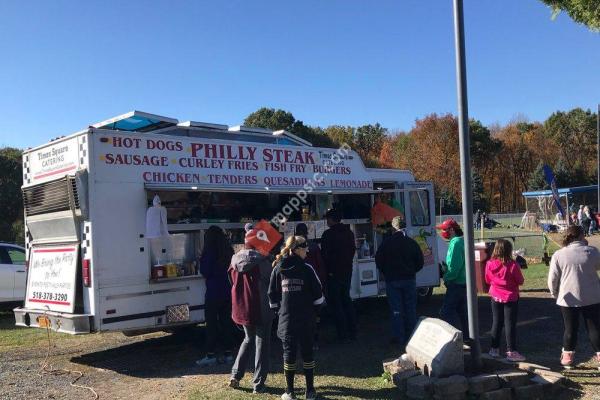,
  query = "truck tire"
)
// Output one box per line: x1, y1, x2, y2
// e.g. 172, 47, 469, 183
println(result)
416, 286, 433, 304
